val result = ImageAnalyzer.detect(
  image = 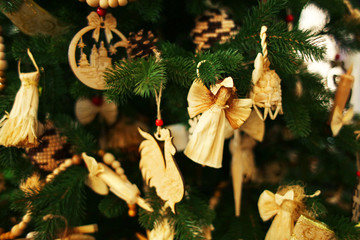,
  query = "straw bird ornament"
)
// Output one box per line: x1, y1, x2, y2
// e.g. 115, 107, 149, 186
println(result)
138, 128, 184, 213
